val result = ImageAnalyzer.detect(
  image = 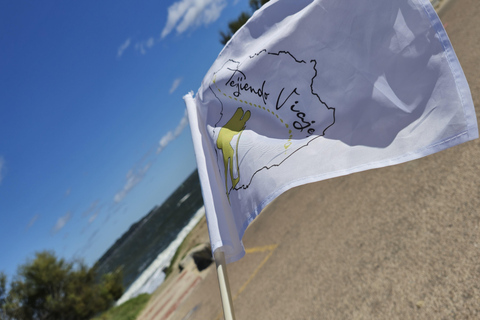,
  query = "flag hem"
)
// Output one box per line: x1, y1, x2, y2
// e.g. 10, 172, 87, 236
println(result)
230, 130, 473, 264
416, 0, 478, 140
